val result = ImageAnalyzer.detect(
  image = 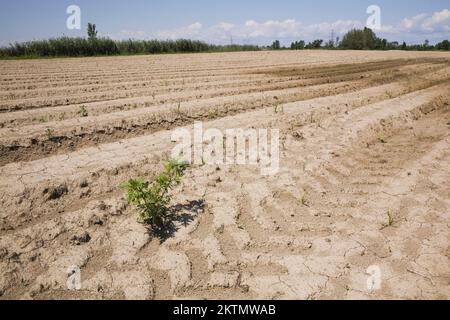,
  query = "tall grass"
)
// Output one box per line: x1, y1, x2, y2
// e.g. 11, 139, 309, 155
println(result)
0, 37, 261, 58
